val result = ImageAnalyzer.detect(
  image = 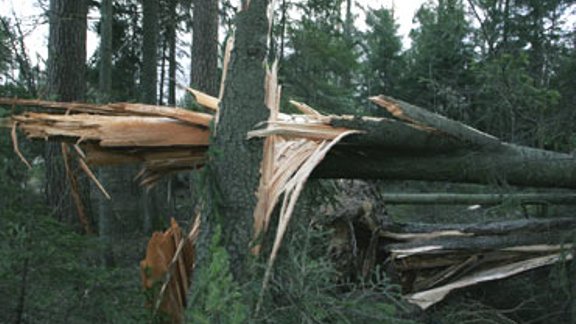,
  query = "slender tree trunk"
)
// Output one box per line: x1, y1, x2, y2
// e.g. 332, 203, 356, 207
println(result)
141, 0, 158, 104
97, 0, 115, 267
45, 0, 89, 227
191, 0, 219, 96
99, 0, 112, 103
279, 0, 287, 61
159, 37, 167, 105
14, 257, 29, 324
140, 0, 165, 233
342, 0, 353, 89
168, 0, 177, 106
502, 0, 510, 51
